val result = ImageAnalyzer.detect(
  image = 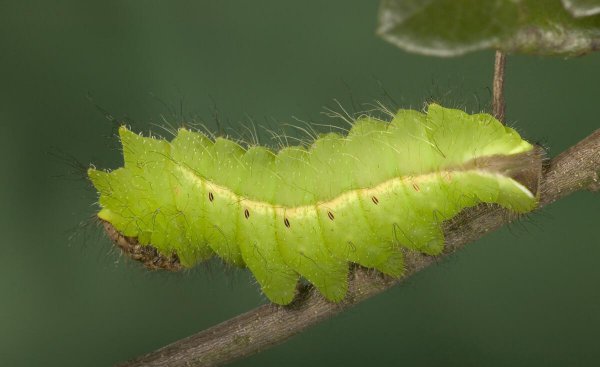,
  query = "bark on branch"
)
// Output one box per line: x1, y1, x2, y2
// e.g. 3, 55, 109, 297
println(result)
114, 129, 600, 367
